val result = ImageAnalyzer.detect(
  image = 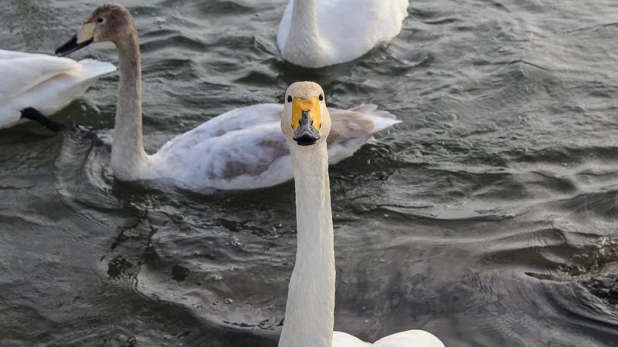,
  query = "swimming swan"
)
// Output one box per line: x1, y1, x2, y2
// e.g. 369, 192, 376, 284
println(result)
0, 50, 115, 129
54, 4, 400, 191
279, 81, 444, 347
277, 0, 409, 68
